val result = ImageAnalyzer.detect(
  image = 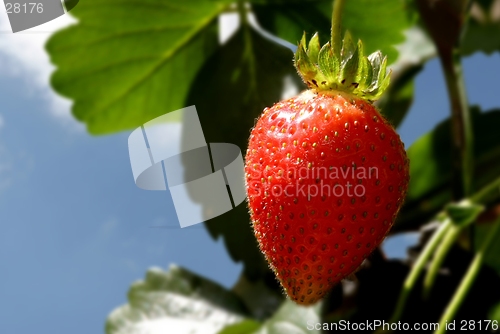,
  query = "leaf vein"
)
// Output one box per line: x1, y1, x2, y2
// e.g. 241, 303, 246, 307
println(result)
81, 7, 224, 121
